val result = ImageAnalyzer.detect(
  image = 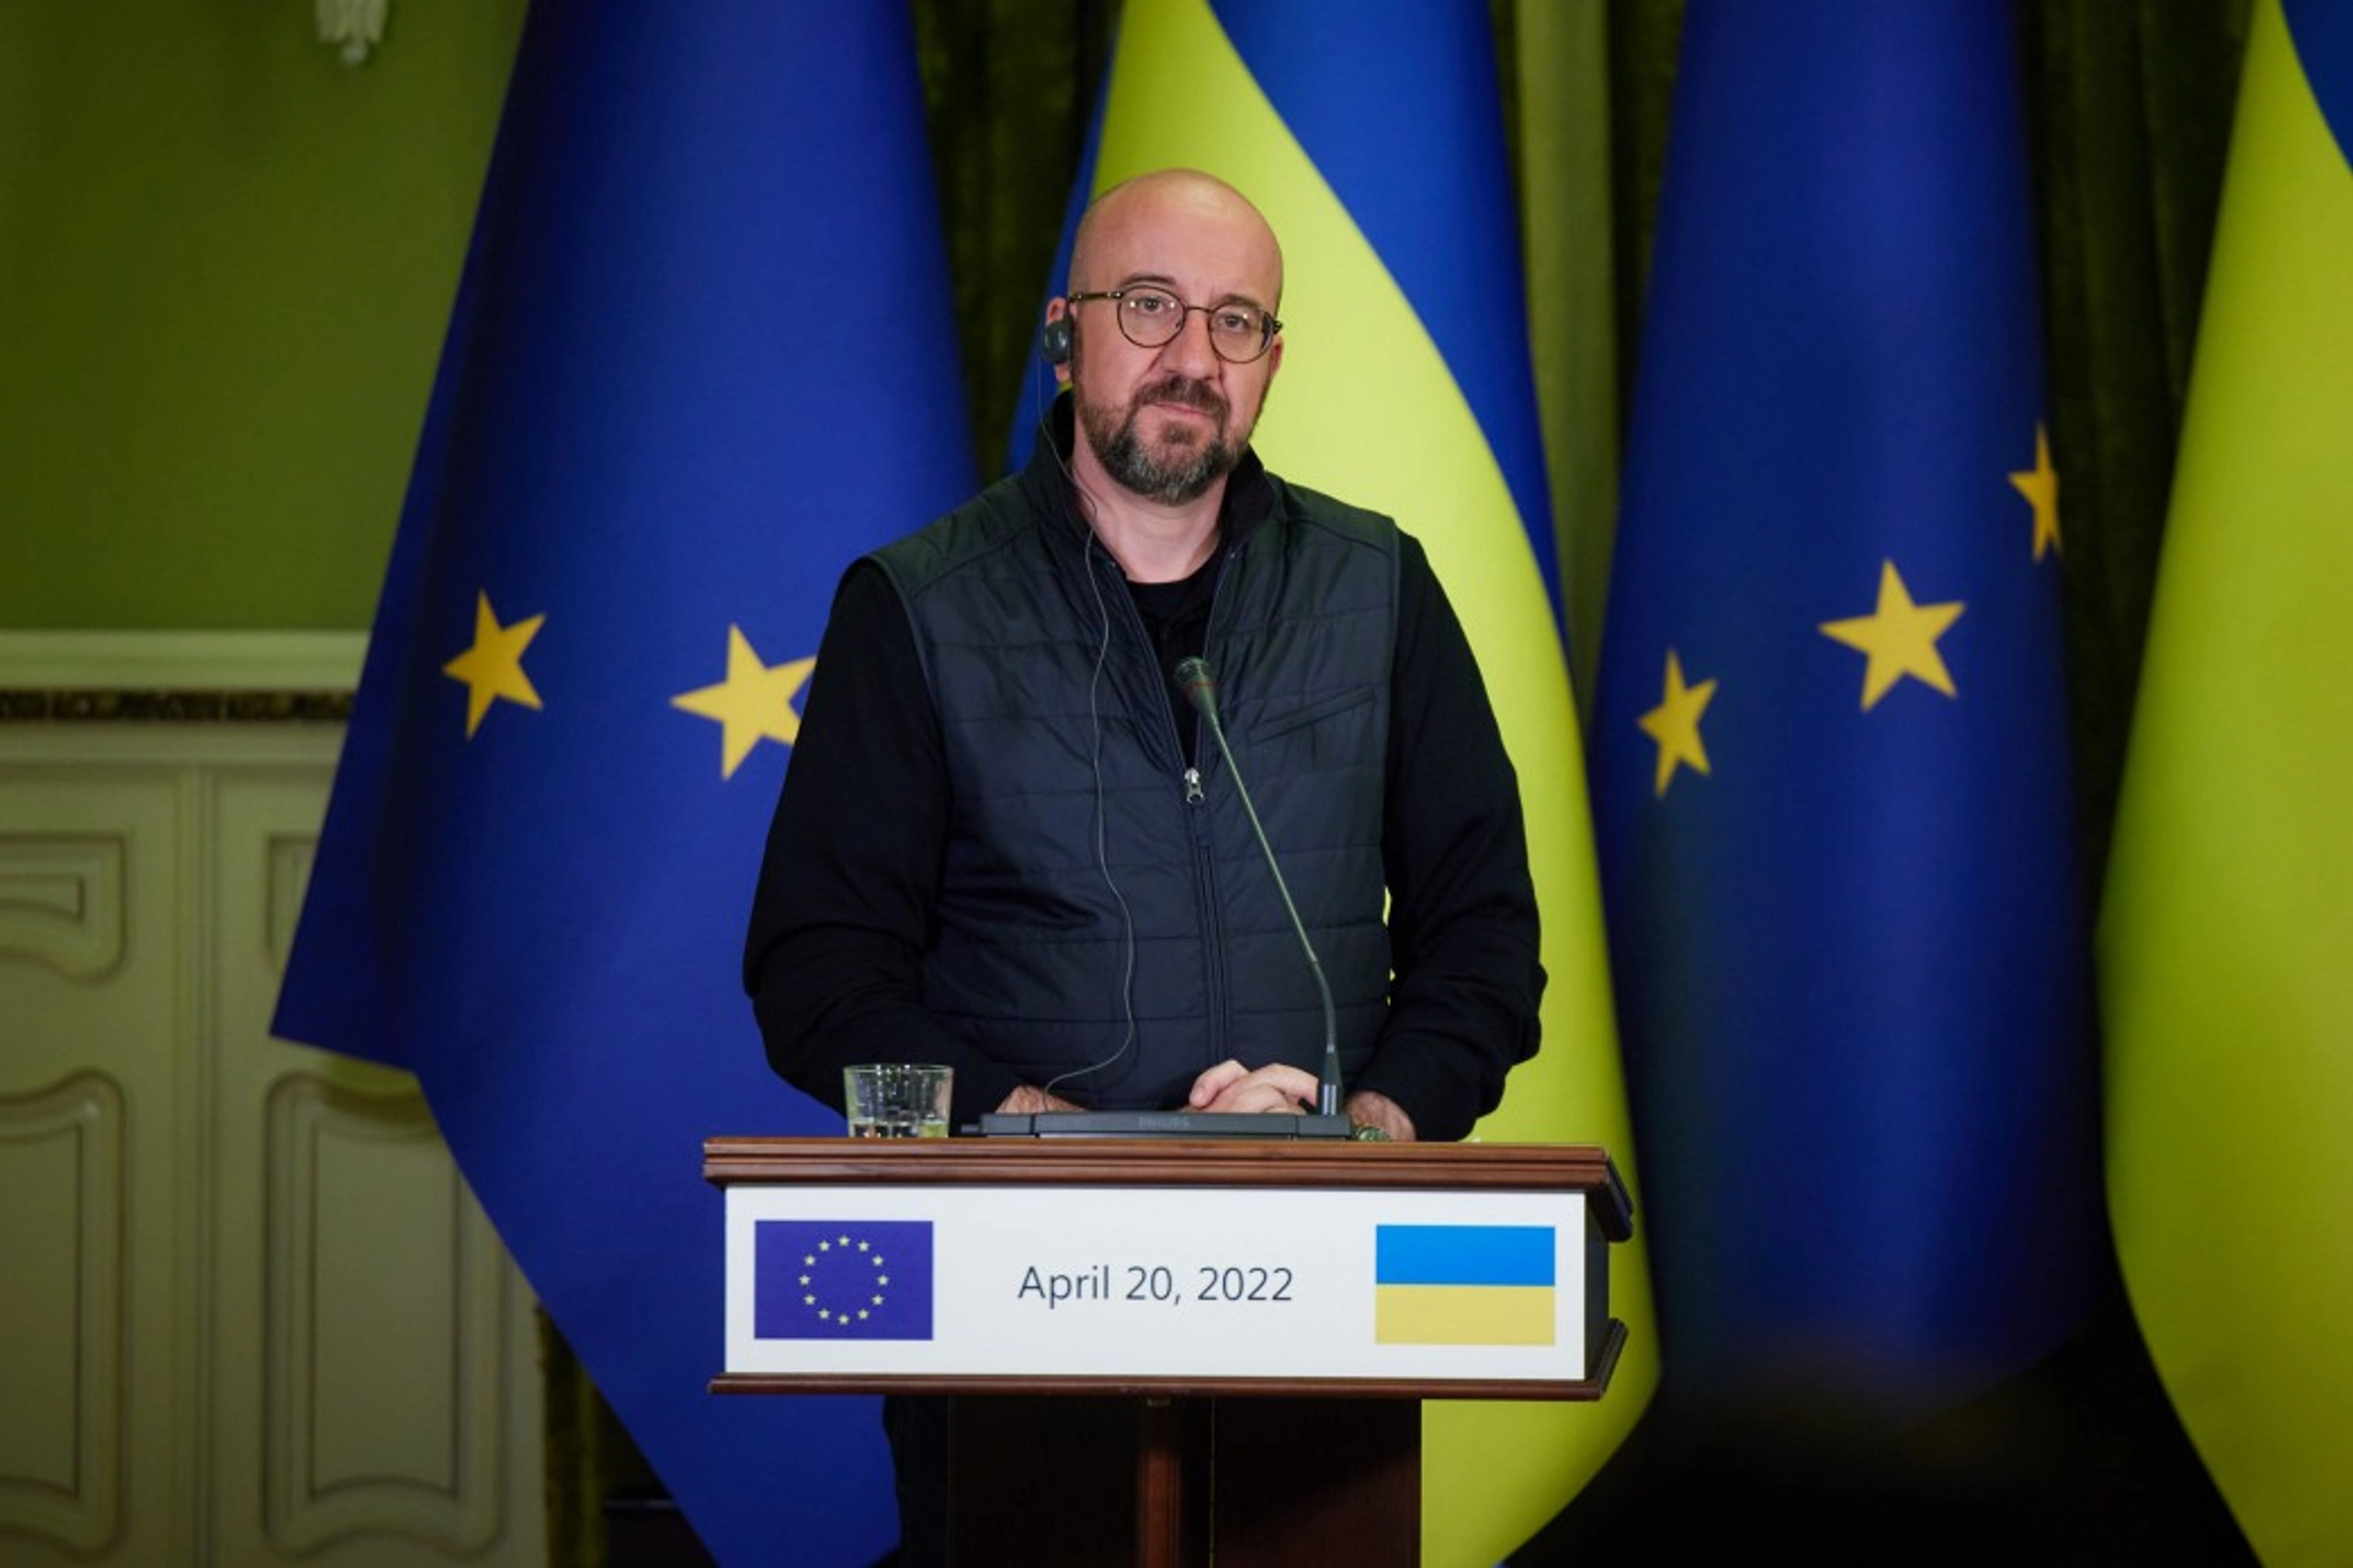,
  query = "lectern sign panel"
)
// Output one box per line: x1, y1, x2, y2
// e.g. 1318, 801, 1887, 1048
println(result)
723, 1183, 1599, 1387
